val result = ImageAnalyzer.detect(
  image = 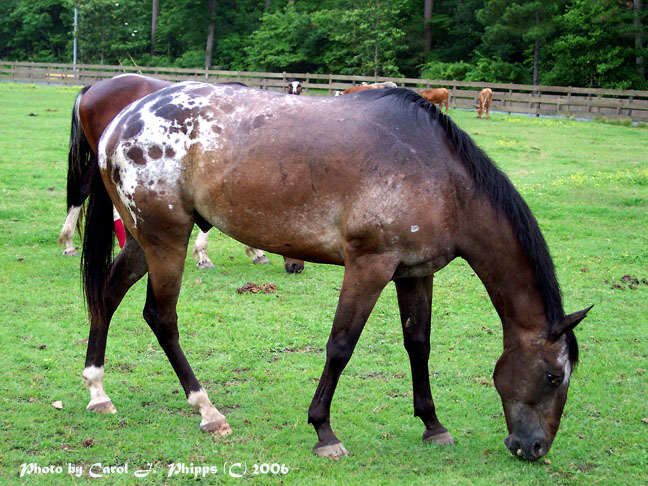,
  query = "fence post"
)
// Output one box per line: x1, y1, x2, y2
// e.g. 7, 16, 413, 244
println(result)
508, 88, 513, 114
